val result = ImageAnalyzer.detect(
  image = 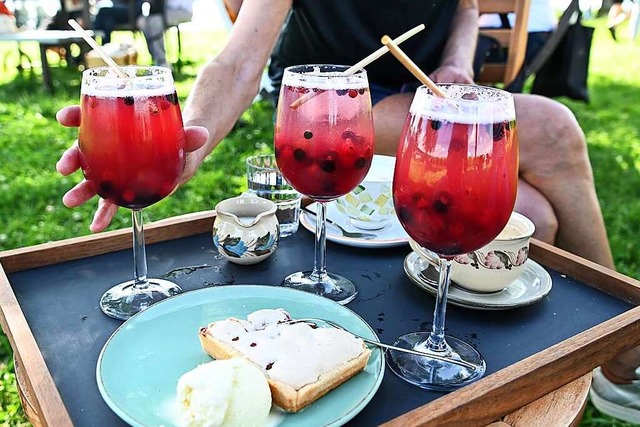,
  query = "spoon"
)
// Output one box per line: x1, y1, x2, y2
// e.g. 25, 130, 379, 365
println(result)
287, 318, 478, 370
302, 206, 378, 240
